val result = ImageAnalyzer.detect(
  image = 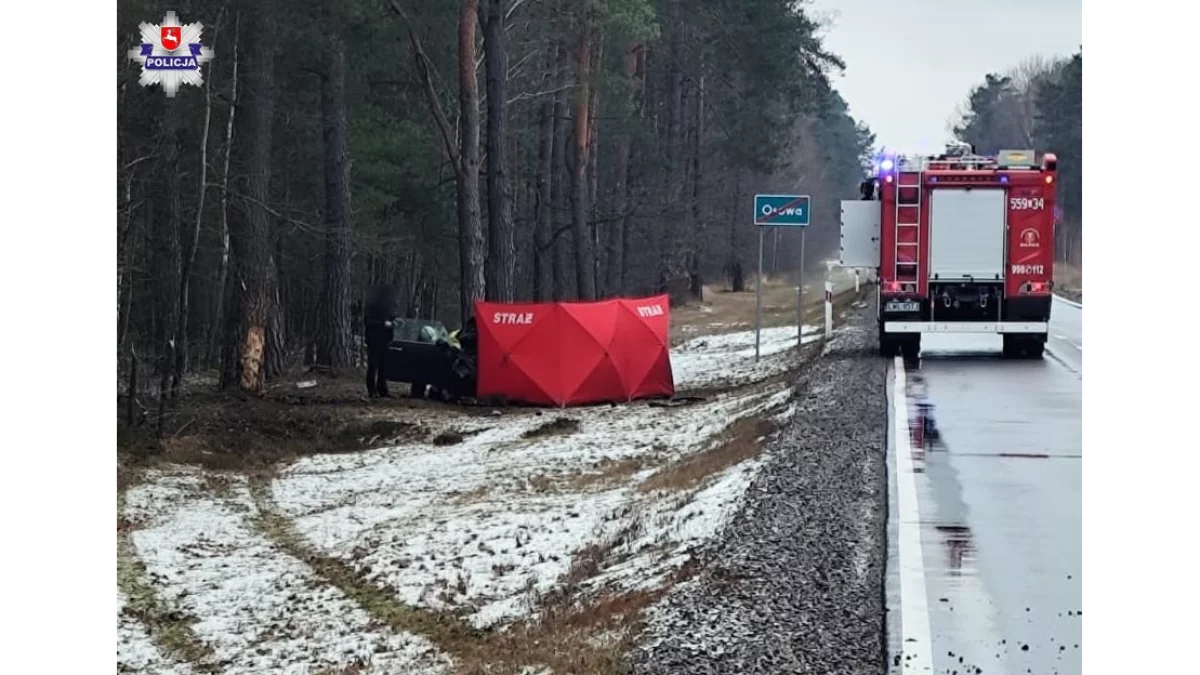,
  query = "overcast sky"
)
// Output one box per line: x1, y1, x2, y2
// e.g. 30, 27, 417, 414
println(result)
808, 0, 1082, 155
